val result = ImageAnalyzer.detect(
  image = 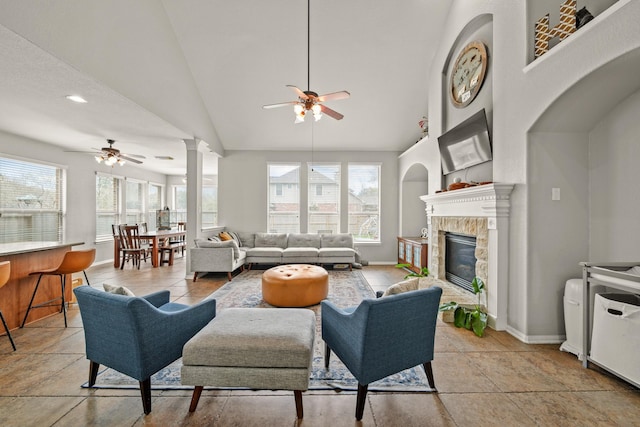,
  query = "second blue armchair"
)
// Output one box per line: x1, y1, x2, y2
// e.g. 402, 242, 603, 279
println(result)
73, 286, 216, 414
321, 286, 442, 420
